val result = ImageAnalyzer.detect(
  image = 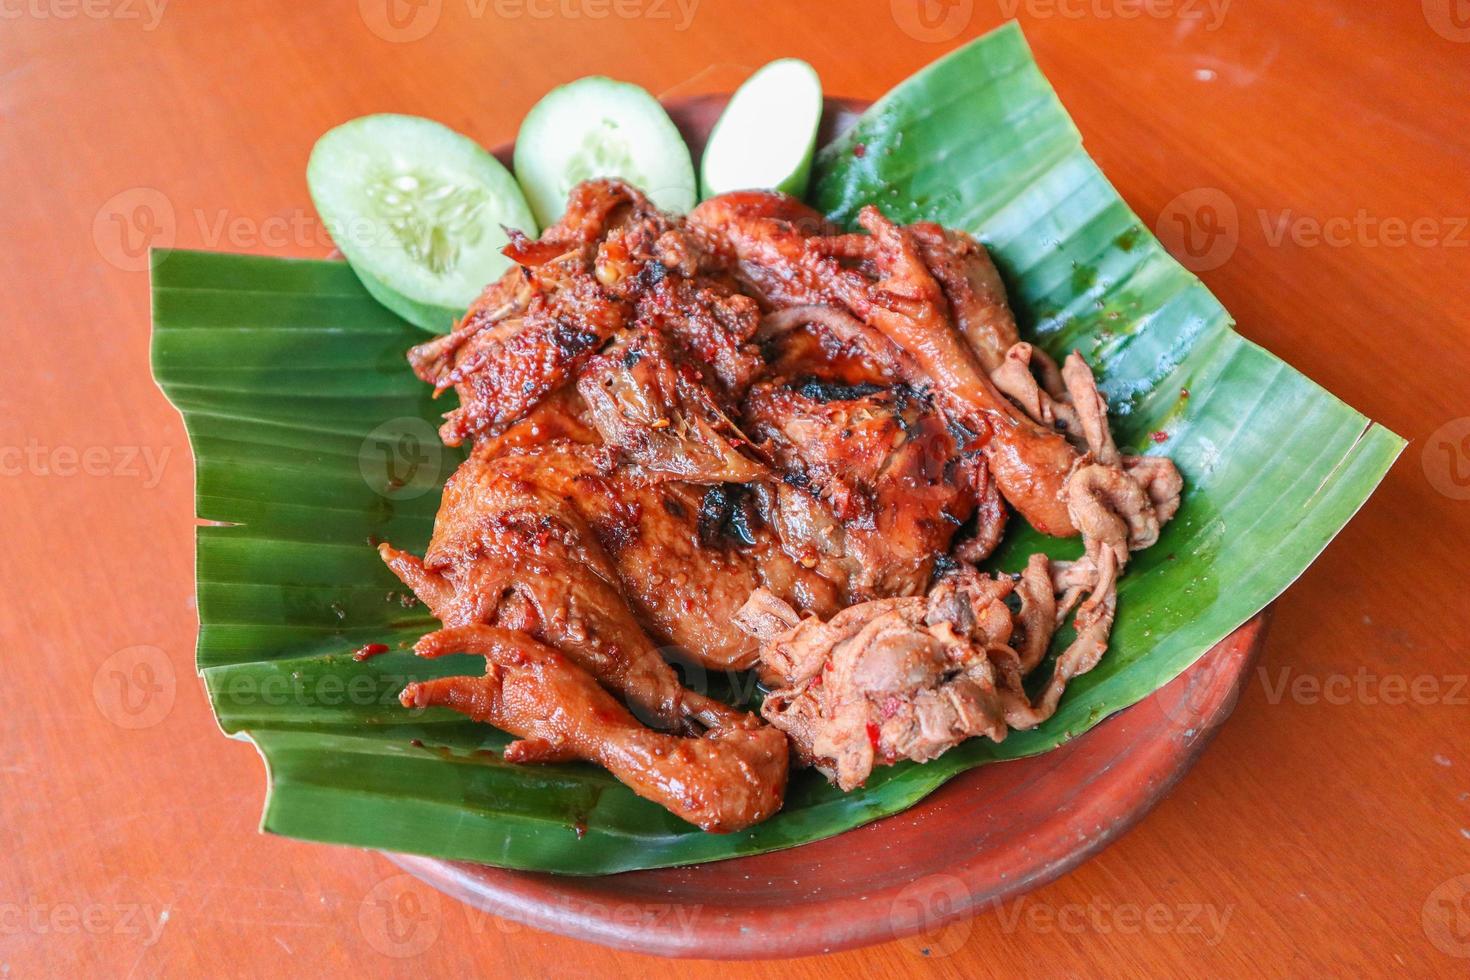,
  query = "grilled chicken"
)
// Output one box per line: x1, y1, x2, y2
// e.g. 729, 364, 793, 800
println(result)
377, 180, 1180, 829
379, 437, 739, 731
